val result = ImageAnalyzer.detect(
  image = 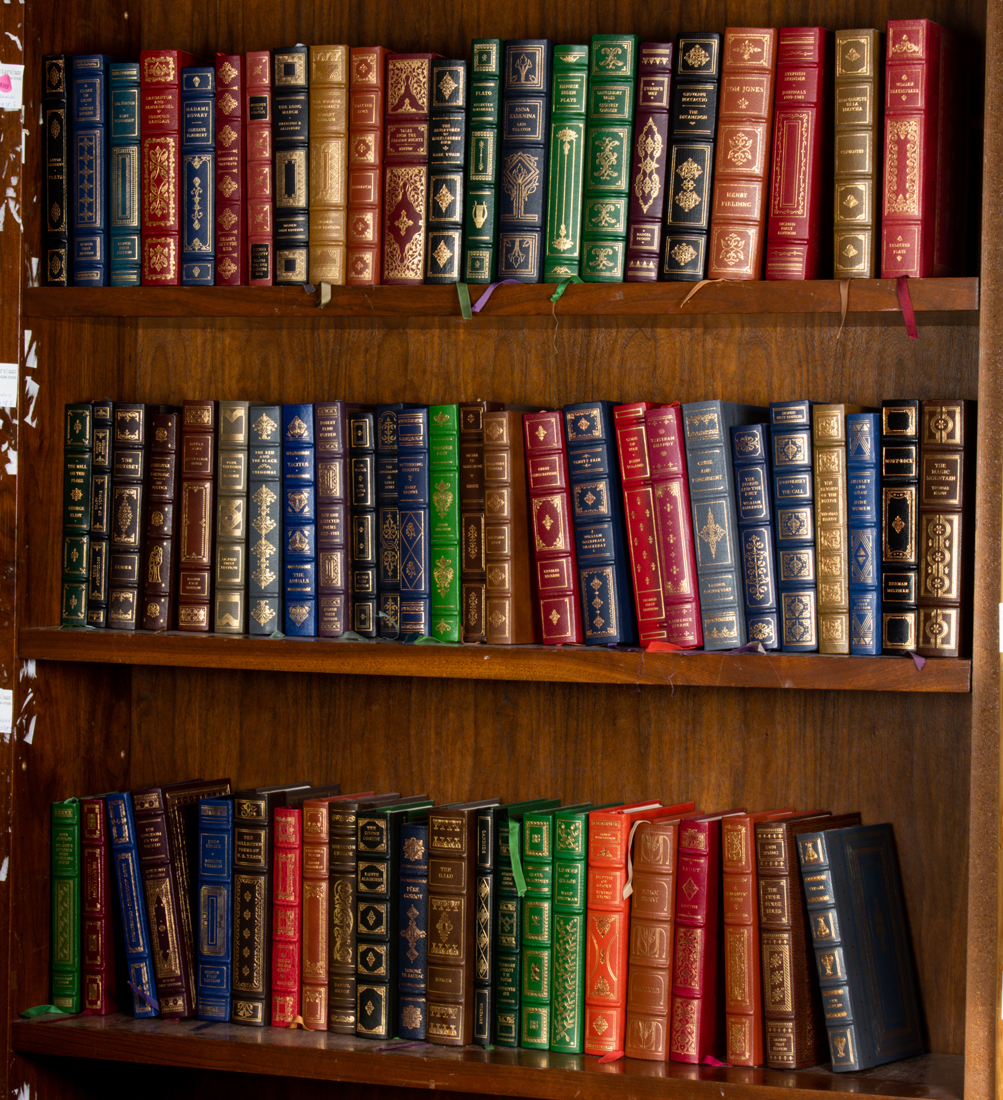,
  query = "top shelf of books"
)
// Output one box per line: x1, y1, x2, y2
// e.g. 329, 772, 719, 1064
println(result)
21, 278, 980, 320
